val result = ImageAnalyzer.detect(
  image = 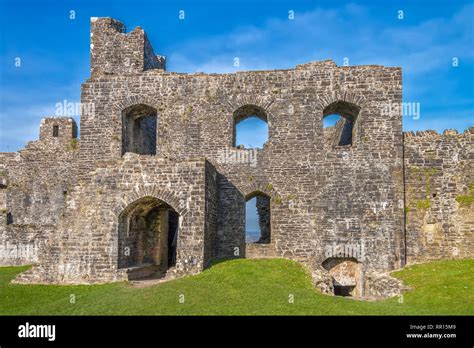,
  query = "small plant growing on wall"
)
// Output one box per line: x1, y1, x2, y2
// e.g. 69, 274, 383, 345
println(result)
415, 199, 431, 210
67, 139, 79, 151
455, 183, 474, 207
